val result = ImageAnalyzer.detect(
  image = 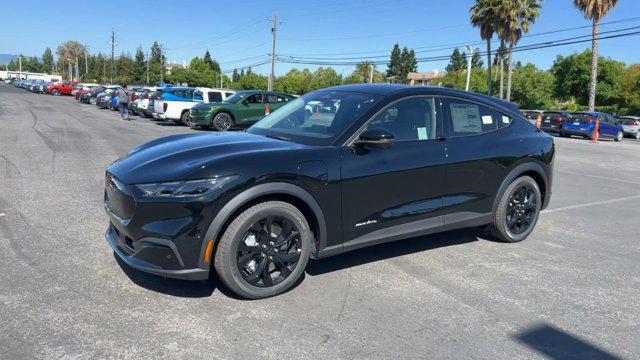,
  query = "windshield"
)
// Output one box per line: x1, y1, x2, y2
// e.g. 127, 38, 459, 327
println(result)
618, 117, 639, 125
224, 92, 246, 103
248, 90, 382, 146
